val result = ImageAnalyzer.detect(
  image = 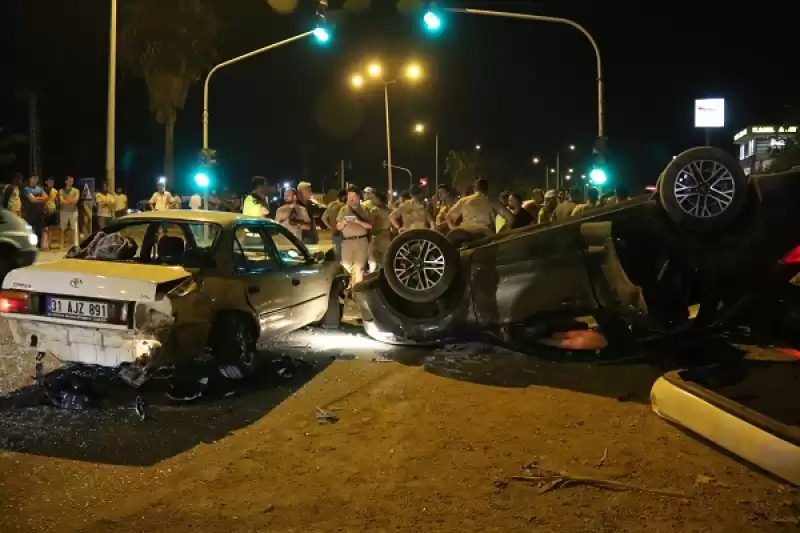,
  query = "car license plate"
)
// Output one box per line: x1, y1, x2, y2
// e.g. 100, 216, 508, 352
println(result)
46, 297, 109, 322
